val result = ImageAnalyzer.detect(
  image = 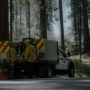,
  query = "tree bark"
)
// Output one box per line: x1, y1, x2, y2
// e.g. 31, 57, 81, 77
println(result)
26, 0, 30, 38
0, 0, 9, 41
82, 0, 90, 53
59, 0, 65, 51
73, 0, 79, 54
40, 0, 47, 39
